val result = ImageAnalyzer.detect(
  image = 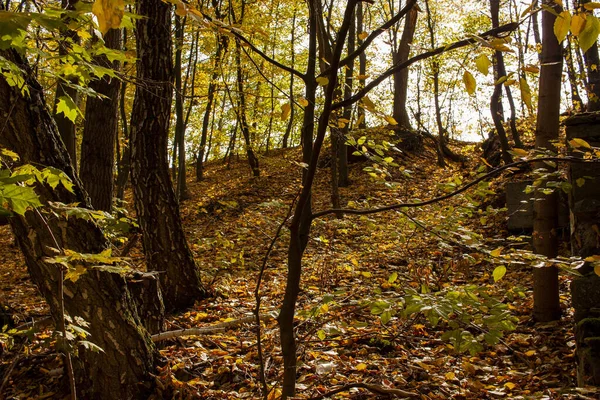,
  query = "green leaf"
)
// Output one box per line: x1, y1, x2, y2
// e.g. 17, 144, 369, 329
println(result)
317, 330, 326, 340
380, 310, 392, 325
493, 265, 507, 282
577, 177, 586, 187
579, 14, 600, 53
1, 184, 42, 216
56, 95, 81, 123
388, 272, 398, 283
